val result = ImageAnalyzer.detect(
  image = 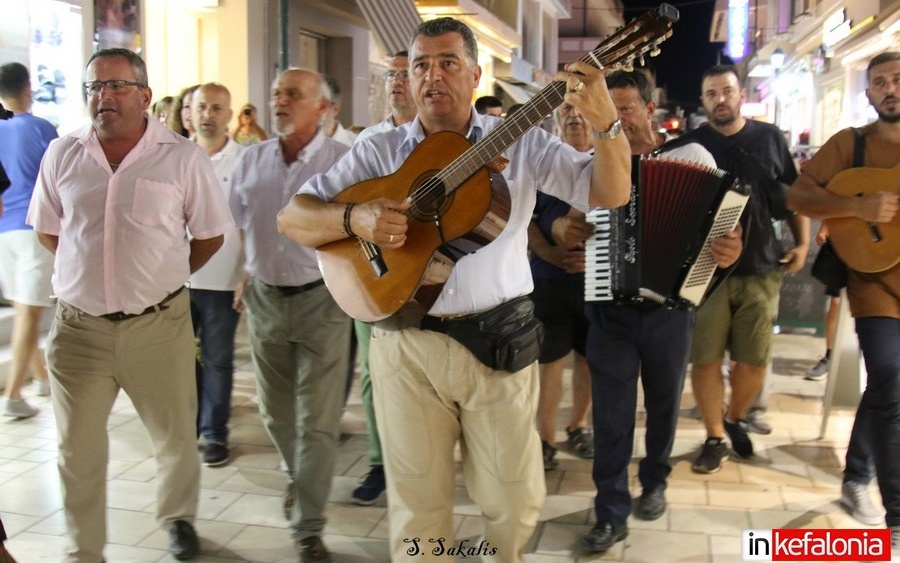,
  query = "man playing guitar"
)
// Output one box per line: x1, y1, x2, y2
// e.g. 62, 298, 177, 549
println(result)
787, 51, 900, 552
278, 16, 631, 563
